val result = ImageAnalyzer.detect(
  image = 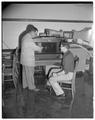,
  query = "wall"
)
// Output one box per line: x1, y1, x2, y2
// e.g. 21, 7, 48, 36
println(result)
70, 47, 90, 72
2, 3, 93, 49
